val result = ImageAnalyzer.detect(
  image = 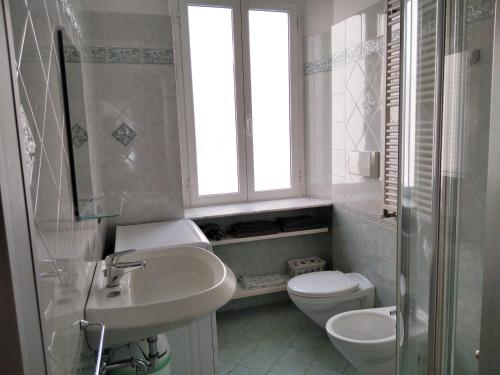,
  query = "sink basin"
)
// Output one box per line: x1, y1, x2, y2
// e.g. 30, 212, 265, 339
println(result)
85, 246, 236, 347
